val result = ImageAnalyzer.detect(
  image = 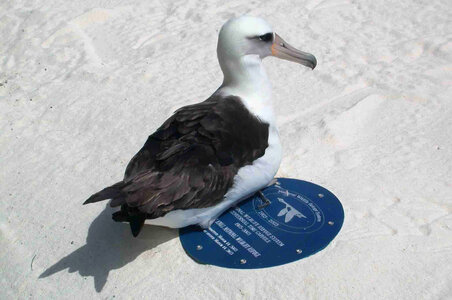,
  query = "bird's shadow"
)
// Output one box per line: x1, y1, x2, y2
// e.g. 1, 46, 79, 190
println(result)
39, 204, 178, 292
